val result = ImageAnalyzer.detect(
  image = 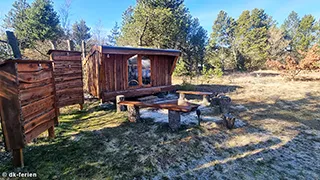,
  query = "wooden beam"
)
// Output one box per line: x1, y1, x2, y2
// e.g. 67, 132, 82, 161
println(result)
138, 55, 142, 86
6, 31, 21, 59
102, 48, 181, 57
170, 56, 179, 75
81, 40, 86, 59
118, 100, 193, 112
102, 85, 177, 101
176, 90, 213, 95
